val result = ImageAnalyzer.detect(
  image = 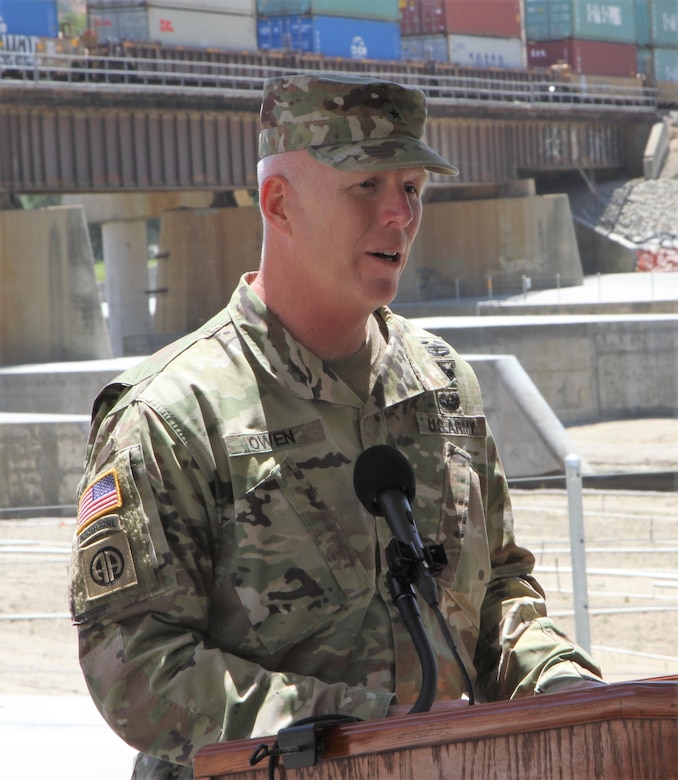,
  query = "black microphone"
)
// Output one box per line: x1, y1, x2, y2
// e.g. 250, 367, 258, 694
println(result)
353, 445, 440, 607
354, 445, 475, 707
